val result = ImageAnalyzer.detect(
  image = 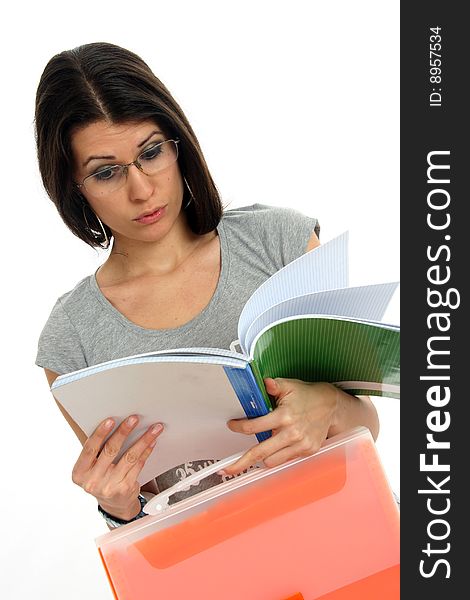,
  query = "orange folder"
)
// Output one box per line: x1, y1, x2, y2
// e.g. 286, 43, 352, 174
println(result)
96, 427, 399, 599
